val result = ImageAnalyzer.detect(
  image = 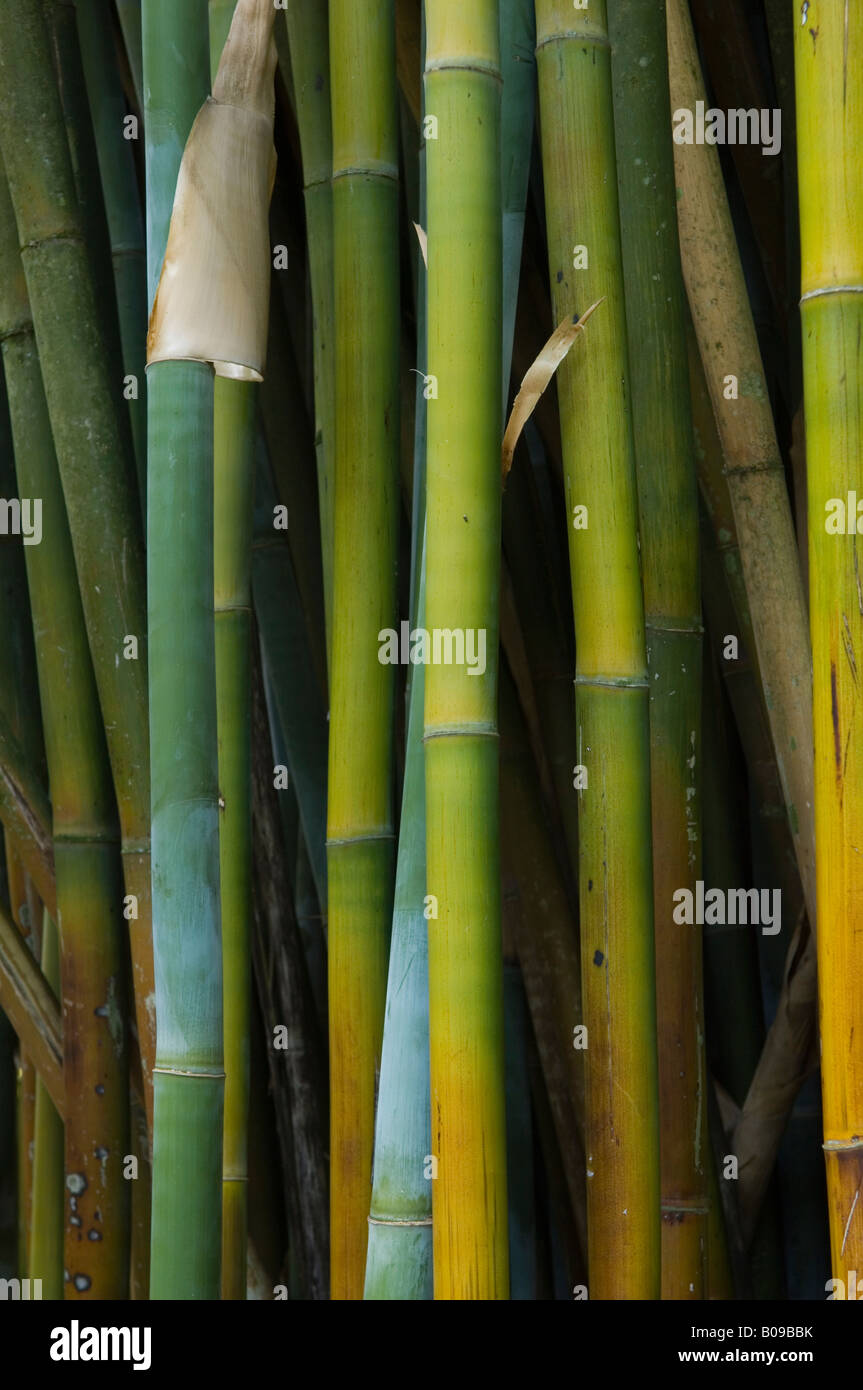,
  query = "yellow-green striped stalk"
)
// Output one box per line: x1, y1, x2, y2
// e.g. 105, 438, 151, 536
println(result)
424, 1, 509, 1299
208, 0, 256, 1303
0, 164, 130, 1299
609, 0, 705, 1298
29, 910, 63, 1300
535, 0, 661, 1299
794, 0, 863, 1284
327, 0, 399, 1299
285, 0, 336, 670
144, 0, 222, 1299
